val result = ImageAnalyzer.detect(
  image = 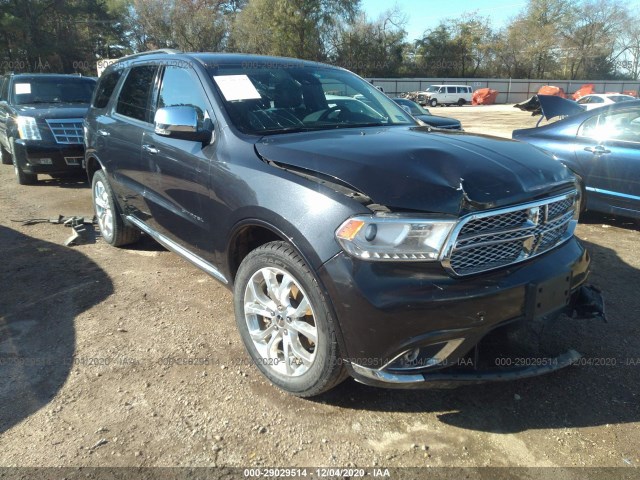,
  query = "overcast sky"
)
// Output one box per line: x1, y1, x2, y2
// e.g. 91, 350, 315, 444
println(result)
360, 0, 640, 42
